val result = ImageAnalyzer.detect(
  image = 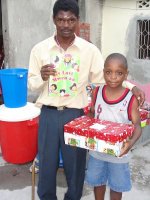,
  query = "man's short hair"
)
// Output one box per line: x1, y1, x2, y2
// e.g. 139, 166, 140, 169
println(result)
53, 0, 79, 18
